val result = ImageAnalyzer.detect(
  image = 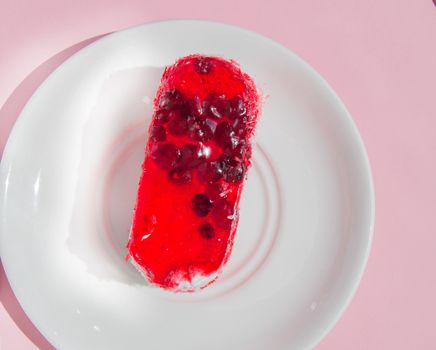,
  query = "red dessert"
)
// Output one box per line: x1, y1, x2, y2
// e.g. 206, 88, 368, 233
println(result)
127, 55, 260, 291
